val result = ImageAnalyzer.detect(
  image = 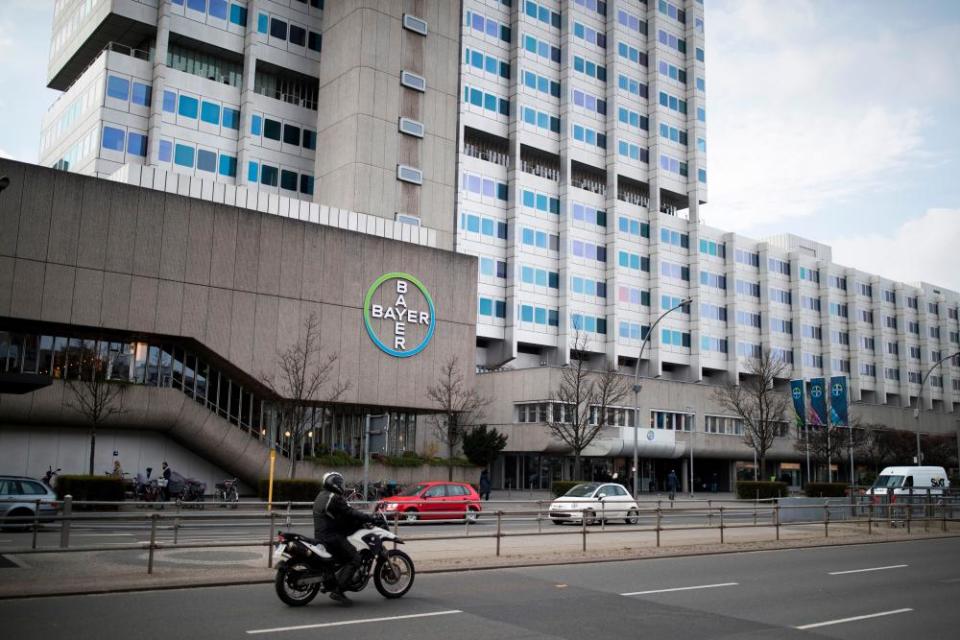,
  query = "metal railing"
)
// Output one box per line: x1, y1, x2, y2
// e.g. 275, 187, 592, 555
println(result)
2, 494, 958, 575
